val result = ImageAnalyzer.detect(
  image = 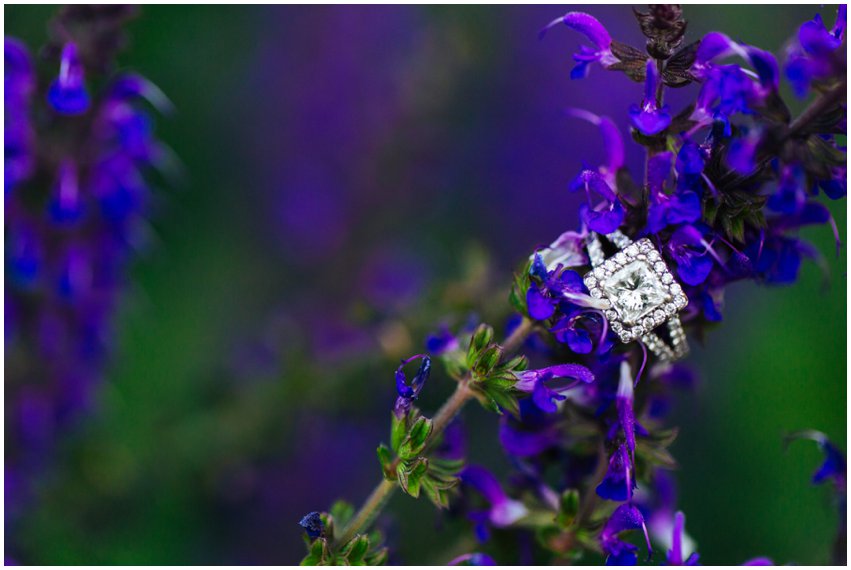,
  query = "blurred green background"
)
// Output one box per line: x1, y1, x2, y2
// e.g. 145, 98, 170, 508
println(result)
5, 4, 846, 565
